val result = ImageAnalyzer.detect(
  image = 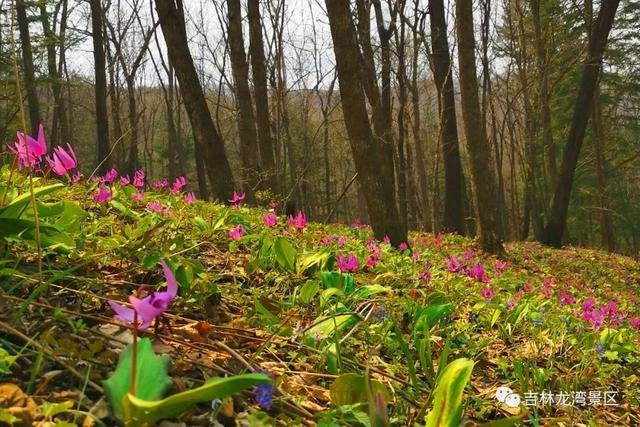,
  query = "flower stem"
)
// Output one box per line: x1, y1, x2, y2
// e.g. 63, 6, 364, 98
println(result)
130, 312, 138, 397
